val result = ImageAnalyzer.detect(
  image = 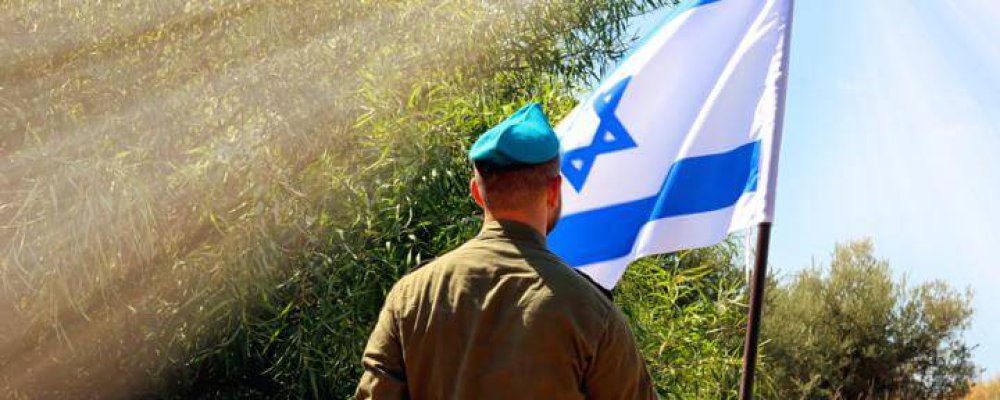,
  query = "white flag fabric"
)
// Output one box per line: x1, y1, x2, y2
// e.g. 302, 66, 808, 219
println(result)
548, 0, 793, 289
